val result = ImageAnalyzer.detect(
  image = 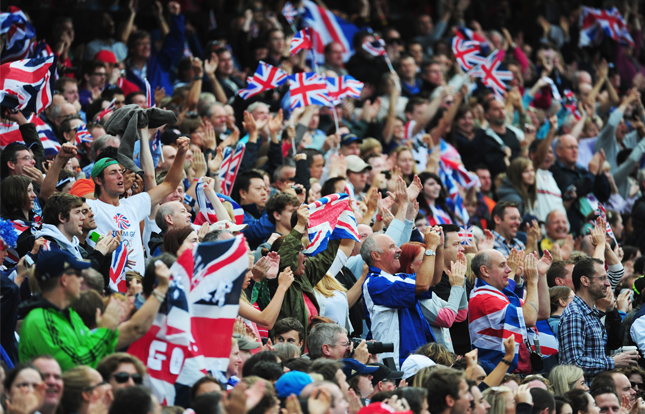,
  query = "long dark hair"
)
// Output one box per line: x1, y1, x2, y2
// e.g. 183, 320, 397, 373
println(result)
163, 226, 195, 256
416, 172, 456, 223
